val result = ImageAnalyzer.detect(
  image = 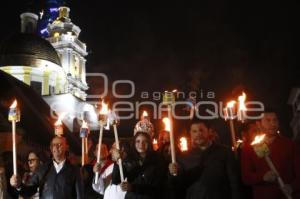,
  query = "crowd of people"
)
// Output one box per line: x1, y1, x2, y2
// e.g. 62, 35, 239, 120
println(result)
0, 109, 299, 199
